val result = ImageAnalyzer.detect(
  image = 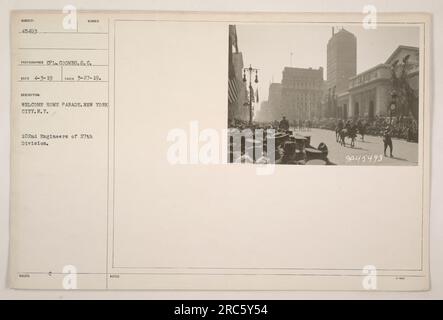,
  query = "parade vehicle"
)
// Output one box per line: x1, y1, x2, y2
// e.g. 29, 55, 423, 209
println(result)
273, 130, 330, 165
228, 127, 331, 165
